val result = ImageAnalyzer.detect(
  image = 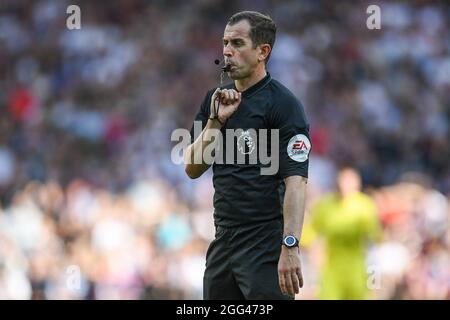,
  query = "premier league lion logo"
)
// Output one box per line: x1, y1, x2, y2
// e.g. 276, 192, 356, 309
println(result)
237, 130, 256, 155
